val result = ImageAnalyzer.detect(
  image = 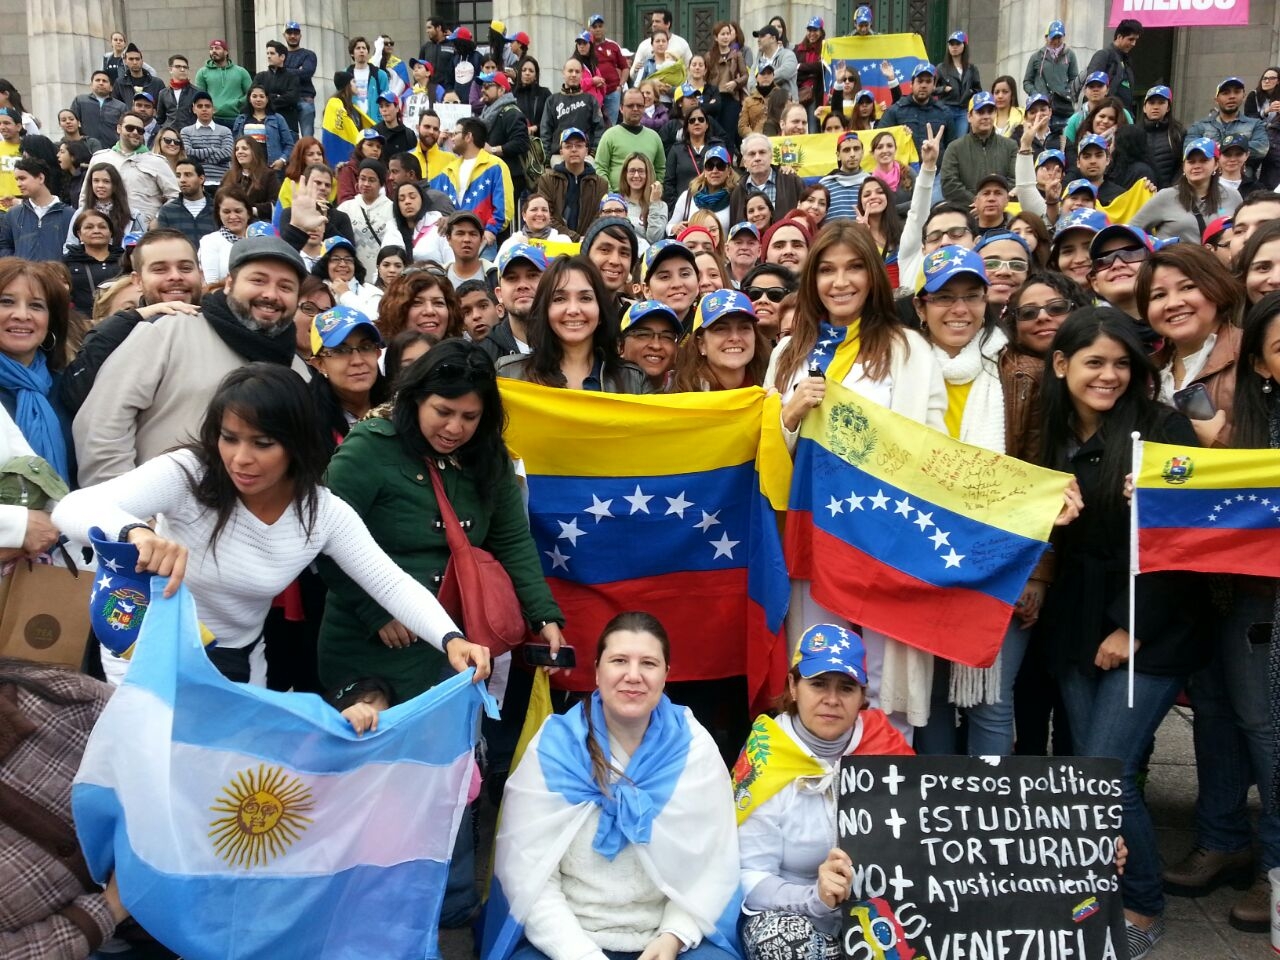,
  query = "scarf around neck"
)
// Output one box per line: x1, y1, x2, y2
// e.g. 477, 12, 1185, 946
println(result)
693, 187, 729, 211
201, 290, 298, 366
0, 351, 68, 482
808, 320, 861, 381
